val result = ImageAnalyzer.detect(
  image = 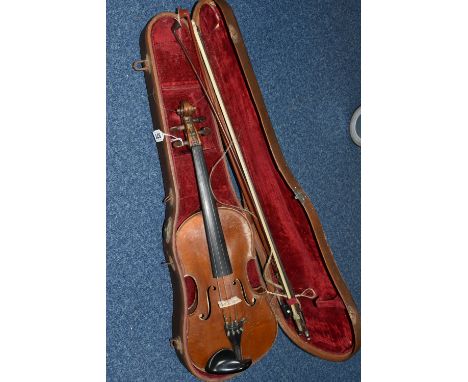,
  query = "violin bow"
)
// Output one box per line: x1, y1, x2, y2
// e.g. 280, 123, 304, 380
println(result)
172, 10, 310, 339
